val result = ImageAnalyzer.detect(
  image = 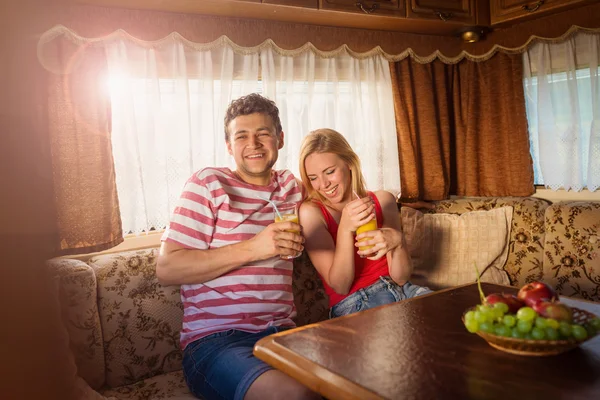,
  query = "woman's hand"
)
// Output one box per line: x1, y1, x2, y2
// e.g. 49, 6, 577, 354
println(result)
338, 196, 375, 233
355, 227, 403, 260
